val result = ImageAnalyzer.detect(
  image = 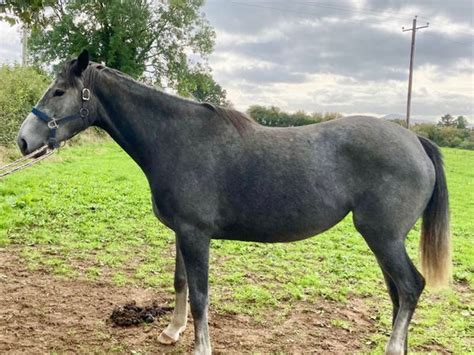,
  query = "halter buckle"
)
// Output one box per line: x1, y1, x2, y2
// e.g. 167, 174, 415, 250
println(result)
80, 107, 89, 118
47, 118, 59, 129
82, 88, 91, 101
